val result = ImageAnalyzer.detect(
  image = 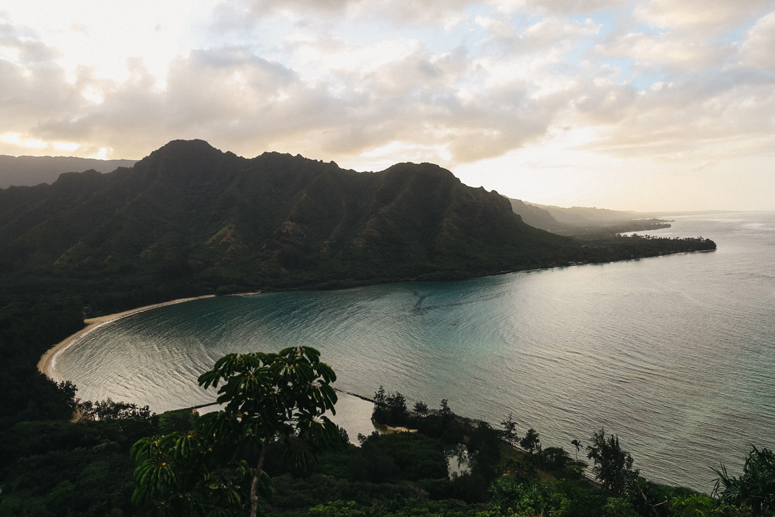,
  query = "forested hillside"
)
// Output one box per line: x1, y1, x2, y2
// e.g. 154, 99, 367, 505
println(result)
0, 140, 716, 315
